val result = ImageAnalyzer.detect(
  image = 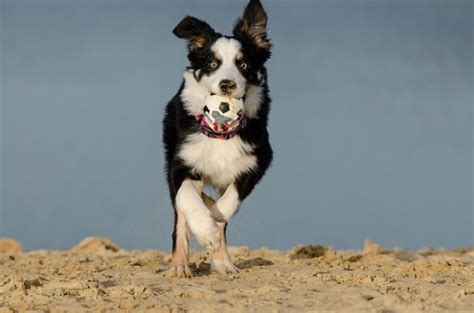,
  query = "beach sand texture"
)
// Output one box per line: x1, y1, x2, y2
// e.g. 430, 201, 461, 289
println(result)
0, 237, 472, 312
